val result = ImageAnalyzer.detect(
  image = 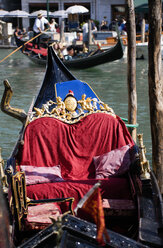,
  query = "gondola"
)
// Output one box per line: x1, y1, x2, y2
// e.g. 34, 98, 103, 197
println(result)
15, 34, 124, 69
0, 46, 163, 248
